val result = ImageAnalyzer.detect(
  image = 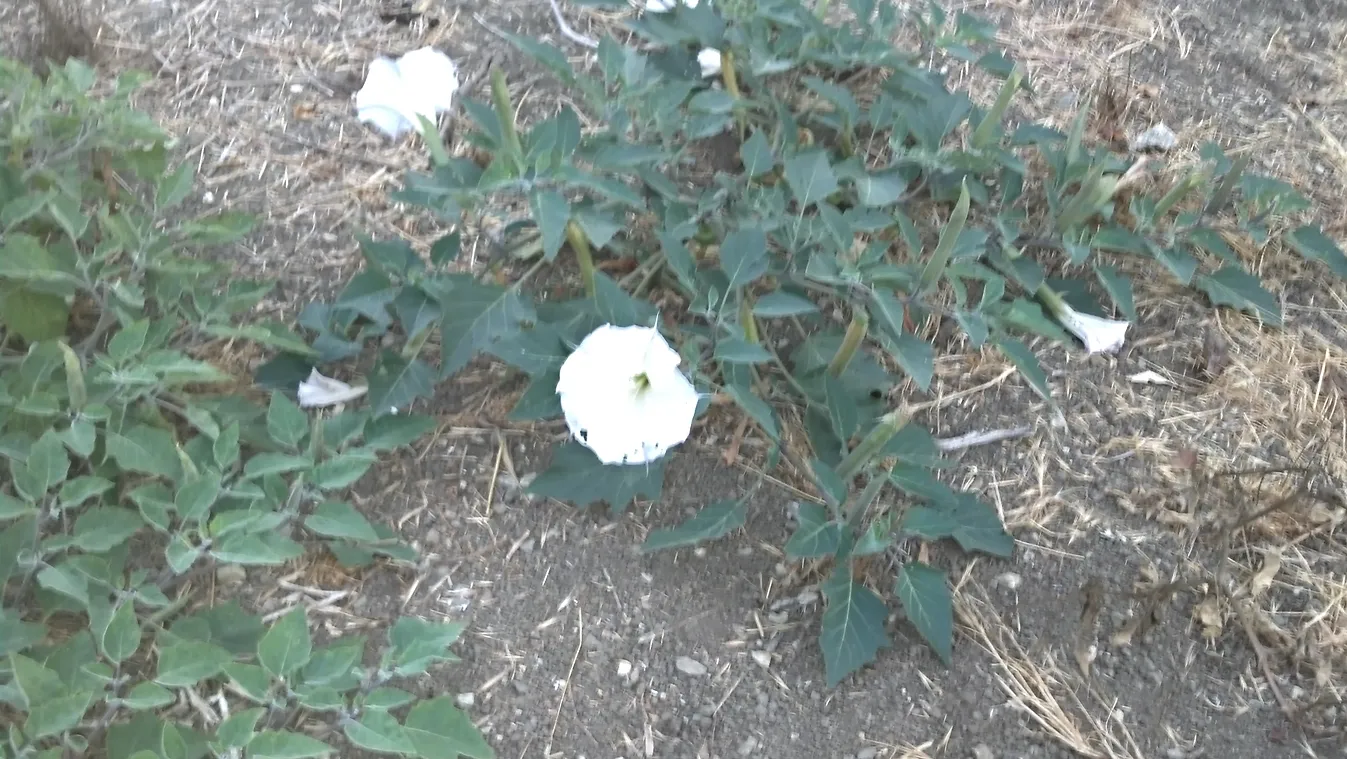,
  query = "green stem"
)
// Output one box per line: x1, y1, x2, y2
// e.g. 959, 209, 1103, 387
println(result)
970, 66, 1024, 150
565, 221, 597, 298
827, 310, 869, 377
489, 67, 525, 172
844, 463, 892, 537
720, 50, 748, 136
739, 295, 759, 343
836, 407, 910, 481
